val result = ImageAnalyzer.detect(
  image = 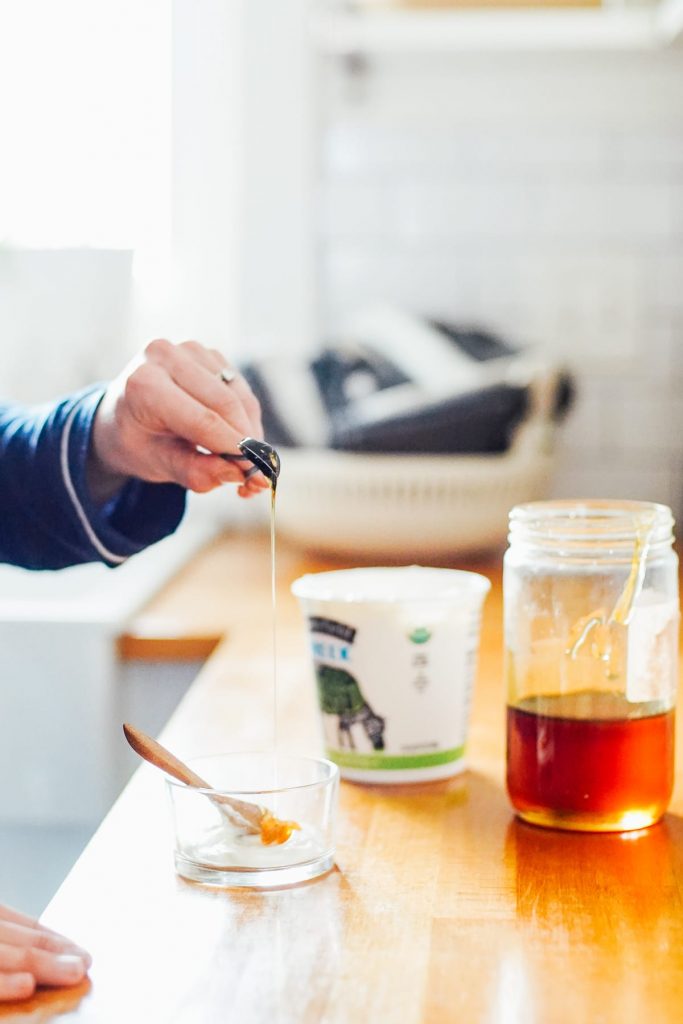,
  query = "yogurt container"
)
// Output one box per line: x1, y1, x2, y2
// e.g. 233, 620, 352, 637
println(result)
292, 566, 490, 784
